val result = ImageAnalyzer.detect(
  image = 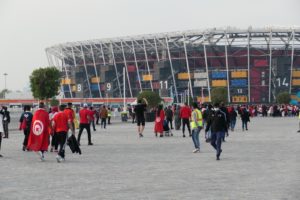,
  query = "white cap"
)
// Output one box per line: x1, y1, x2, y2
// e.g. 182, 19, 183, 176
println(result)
83, 103, 88, 107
